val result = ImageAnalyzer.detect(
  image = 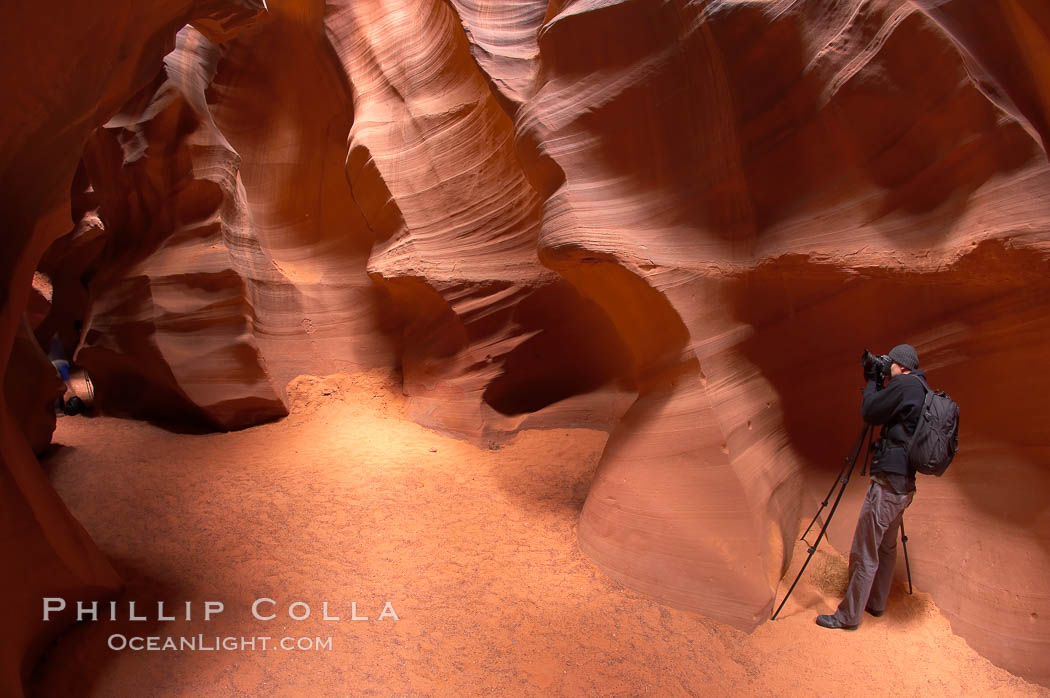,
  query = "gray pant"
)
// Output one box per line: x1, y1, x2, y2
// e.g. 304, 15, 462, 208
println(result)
833, 479, 914, 626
